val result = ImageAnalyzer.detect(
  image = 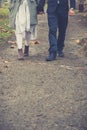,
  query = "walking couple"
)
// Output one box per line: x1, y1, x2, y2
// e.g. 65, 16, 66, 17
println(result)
9, 0, 76, 61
